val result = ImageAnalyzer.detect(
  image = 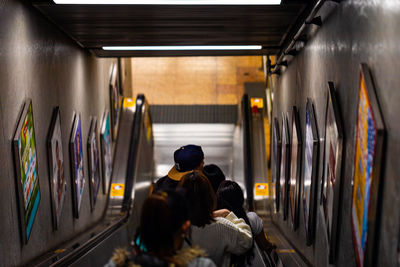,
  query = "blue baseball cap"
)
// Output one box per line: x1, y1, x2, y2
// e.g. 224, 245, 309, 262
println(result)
168, 144, 204, 181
